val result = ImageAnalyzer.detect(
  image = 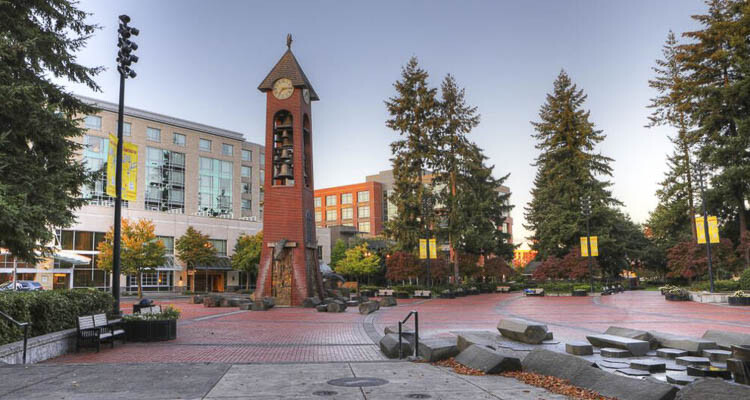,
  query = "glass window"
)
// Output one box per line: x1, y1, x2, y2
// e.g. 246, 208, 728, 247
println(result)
222, 144, 233, 156
241, 182, 251, 194
341, 207, 353, 220
358, 221, 371, 233
208, 239, 227, 257
358, 205, 370, 218
145, 147, 186, 213
315, 211, 322, 223
81, 137, 128, 208
326, 195, 336, 206
147, 127, 161, 142
358, 190, 370, 203
157, 236, 174, 254
314, 197, 321, 208
259, 152, 265, 166
260, 169, 264, 185
326, 209, 337, 221
74, 231, 94, 251
85, 115, 102, 130
342, 221, 354, 227
198, 157, 233, 215
242, 199, 251, 211
173, 133, 186, 146
61, 230, 74, 250
199, 138, 211, 152
121, 121, 131, 136
241, 166, 251, 178
242, 149, 252, 161
341, 193, 352, 205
